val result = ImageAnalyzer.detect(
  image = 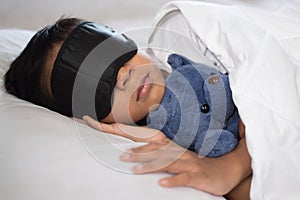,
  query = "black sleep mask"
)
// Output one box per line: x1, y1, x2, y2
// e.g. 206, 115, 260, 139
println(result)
51, 22, 137, 120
